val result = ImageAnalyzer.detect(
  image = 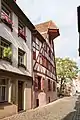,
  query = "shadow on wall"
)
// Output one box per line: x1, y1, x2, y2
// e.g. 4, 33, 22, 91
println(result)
62, 95, 80, 120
